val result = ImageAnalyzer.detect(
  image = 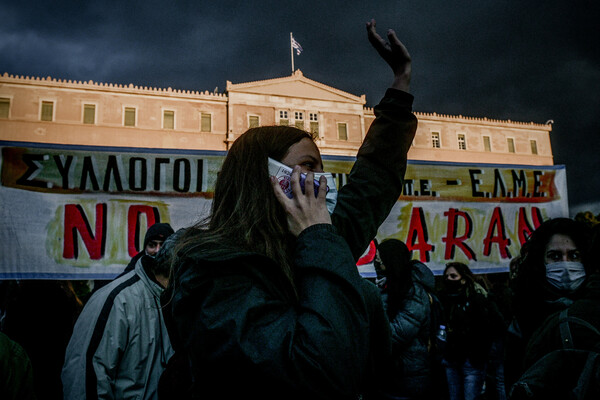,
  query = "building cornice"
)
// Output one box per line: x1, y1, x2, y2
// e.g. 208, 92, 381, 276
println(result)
414, 111, 552, 131
362, 107, 552, 131
0, 72, 227, 101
